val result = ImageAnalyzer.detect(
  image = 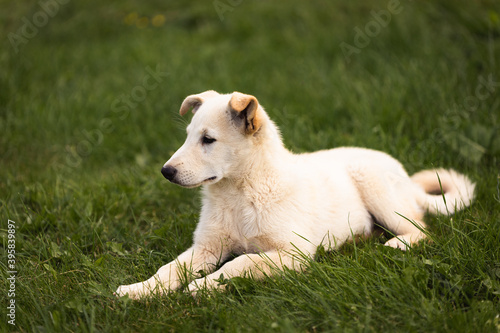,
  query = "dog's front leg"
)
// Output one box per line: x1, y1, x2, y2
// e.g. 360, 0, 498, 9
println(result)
187, 250, 302, 295
116, 245, 223, 299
